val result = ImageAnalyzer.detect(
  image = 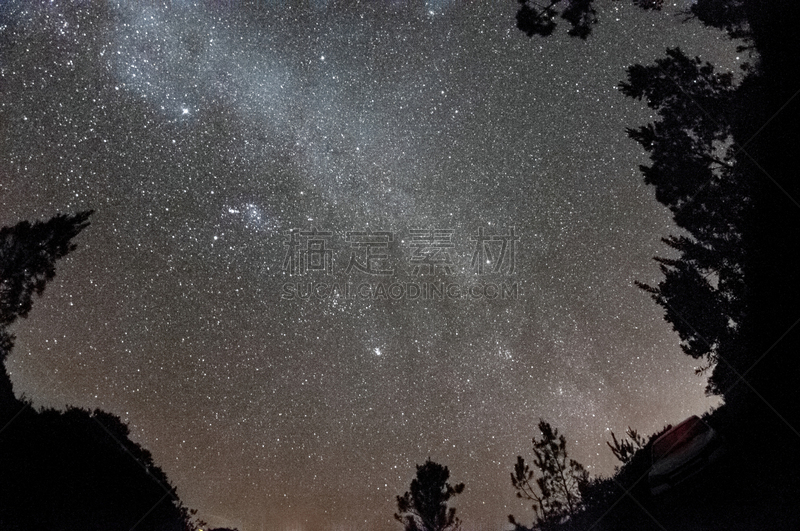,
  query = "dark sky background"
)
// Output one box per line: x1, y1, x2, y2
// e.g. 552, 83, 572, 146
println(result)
0, 1, 743, 530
